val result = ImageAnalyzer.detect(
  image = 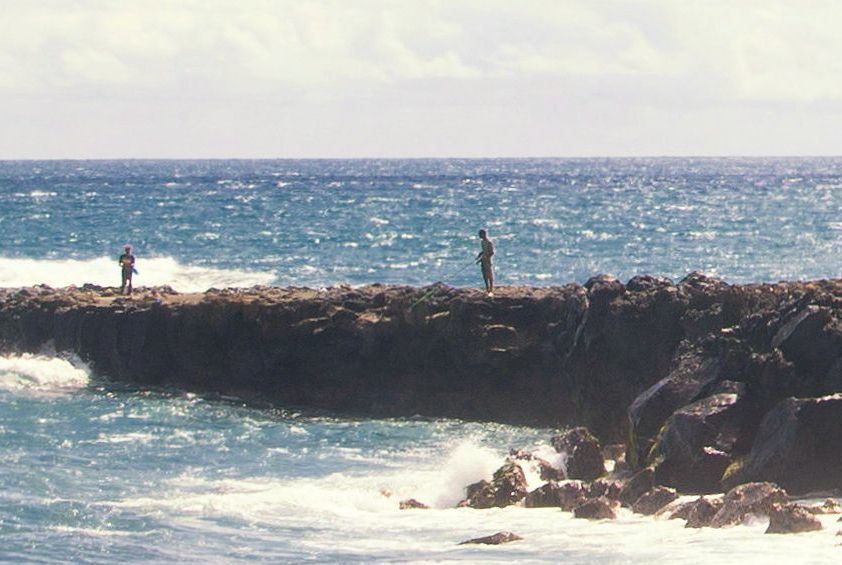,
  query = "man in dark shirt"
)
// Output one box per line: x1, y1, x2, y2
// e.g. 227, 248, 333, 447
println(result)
118, 245, 136, 295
